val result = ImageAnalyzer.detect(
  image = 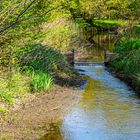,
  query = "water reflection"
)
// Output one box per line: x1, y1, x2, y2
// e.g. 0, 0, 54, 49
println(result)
40, 123, 63, 140
76, 30, 116, 62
